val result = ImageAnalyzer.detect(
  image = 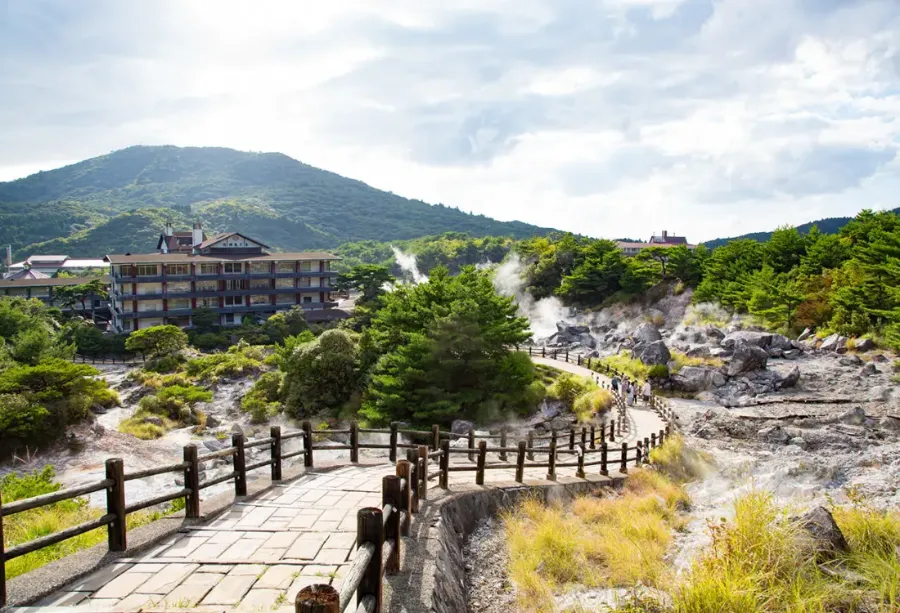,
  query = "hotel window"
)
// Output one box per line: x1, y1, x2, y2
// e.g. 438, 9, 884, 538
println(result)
223, 313, 235, 324
117, 265, 131, 277
31, 288, 49, 297
136, 264, 158, 277
165, 264, 189, 276
249, 261, 269, 274
223, 262, 243, 274
250, 295, 270, 305
302, 296, 313, 303
167, 282, 190, 293
322, 260, 331, 271
276, 293, 295, 304
196, 298, 215, 308
276, 278, 294, 288
226, 279, 246, 291
224, 295, 242, 307
251, 279, 270, 289
121, 320, 133, 331
298, 261, 312, 272
277, 261, 294, 273
169, 299, 190, 310
199, 263, 218, 275
196, 281, 217, 292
